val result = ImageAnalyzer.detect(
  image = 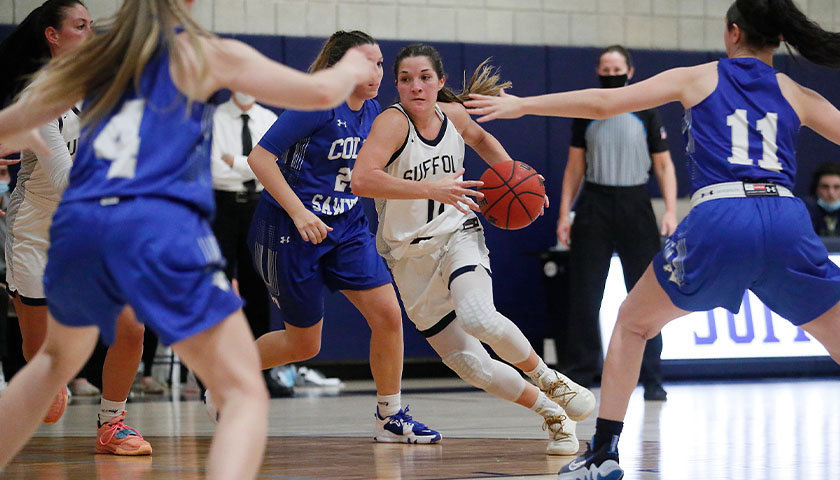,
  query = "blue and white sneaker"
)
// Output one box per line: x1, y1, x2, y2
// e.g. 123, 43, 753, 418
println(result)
374, 405, 442, 444
557, 438, 623, 480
